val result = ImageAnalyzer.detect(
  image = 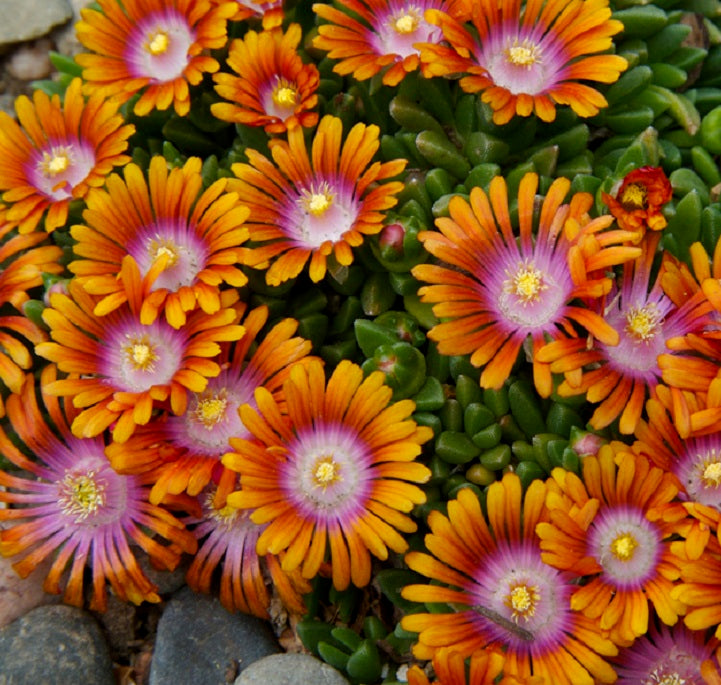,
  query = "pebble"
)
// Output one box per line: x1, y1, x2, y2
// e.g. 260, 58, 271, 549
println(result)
6, 39, 53, 81
149, 587, 281, 685
235, 653, 351, 685
0, 0, 72, 48
0, 552, 58, 630
0, 604, 113, 684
